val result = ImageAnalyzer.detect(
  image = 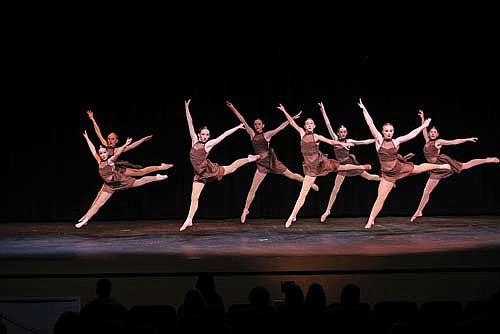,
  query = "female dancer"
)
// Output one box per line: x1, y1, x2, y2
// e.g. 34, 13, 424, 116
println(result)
410, 110, 499, 222
226, 100, 318, 223
358, 99, 451, 229
180, 99, 260, 231
76, 131, 172, 228
317, 101, 382, 223
277, 103, 371, 228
